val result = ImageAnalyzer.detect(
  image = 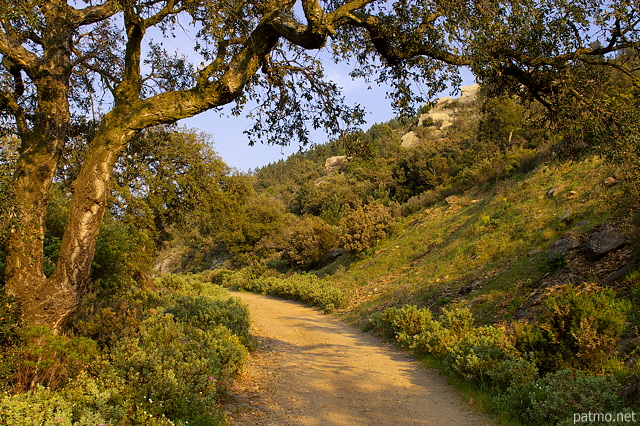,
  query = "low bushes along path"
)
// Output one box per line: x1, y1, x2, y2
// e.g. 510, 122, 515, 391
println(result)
226, 292, 489, 425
